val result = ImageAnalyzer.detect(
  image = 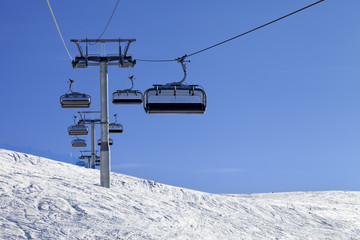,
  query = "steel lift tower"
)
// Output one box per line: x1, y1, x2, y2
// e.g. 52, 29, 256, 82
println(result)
71, 39, 136, 188
77, 111, 101, 169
